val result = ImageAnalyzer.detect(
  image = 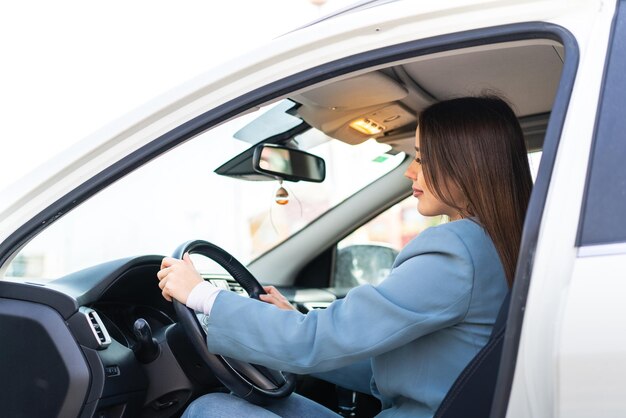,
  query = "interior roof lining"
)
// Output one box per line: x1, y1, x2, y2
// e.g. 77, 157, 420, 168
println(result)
291, 37, 563, 150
